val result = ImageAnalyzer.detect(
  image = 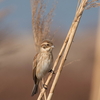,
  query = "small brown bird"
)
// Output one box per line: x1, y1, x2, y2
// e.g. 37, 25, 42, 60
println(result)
31, 40, 54, 96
